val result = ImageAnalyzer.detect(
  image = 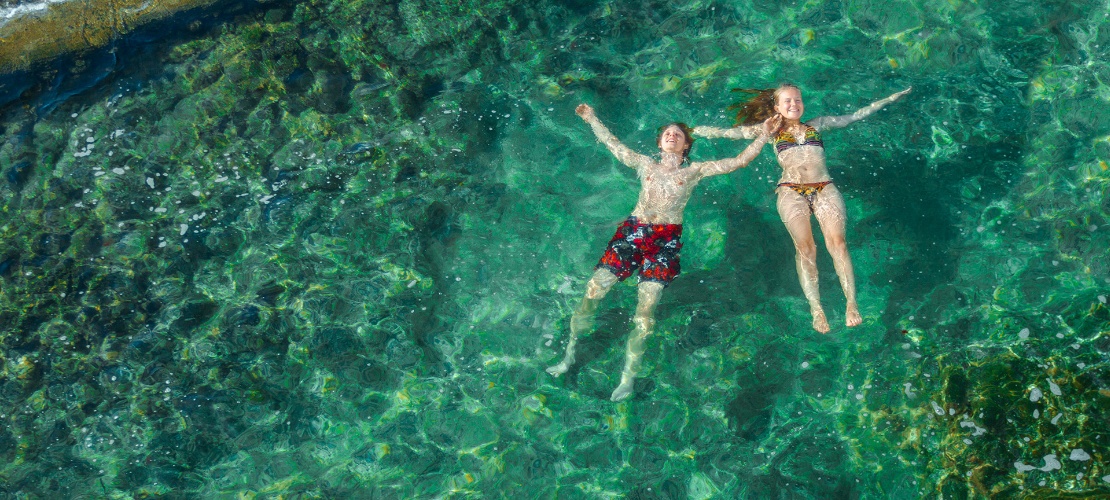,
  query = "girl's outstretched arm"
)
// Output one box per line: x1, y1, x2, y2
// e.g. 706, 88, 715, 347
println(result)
577, 104, 652, 169
693, 116, 780, 178
692, 123, 762, 140
809, 87, 911, 131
